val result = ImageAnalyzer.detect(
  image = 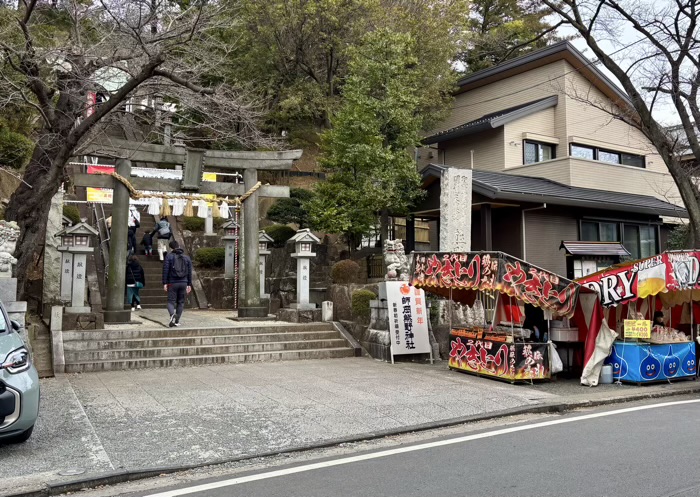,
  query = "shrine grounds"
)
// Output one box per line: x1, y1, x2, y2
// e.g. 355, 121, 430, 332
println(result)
3, 356, 700, 497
